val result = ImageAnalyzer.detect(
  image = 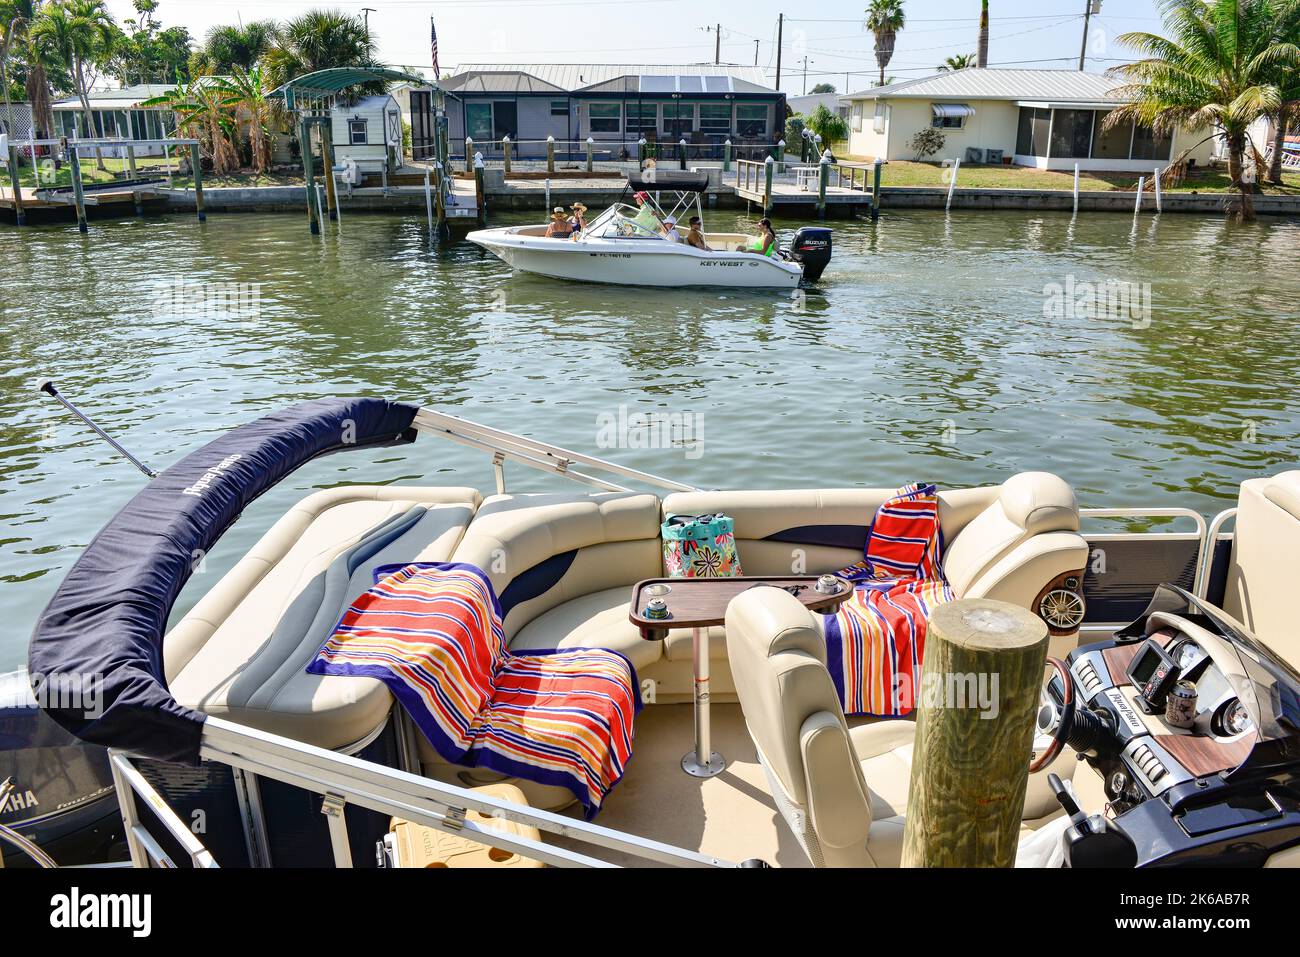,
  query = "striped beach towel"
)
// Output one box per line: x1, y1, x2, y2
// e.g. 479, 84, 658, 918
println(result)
823, 484, 955, 717
307, 562, 640, 818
